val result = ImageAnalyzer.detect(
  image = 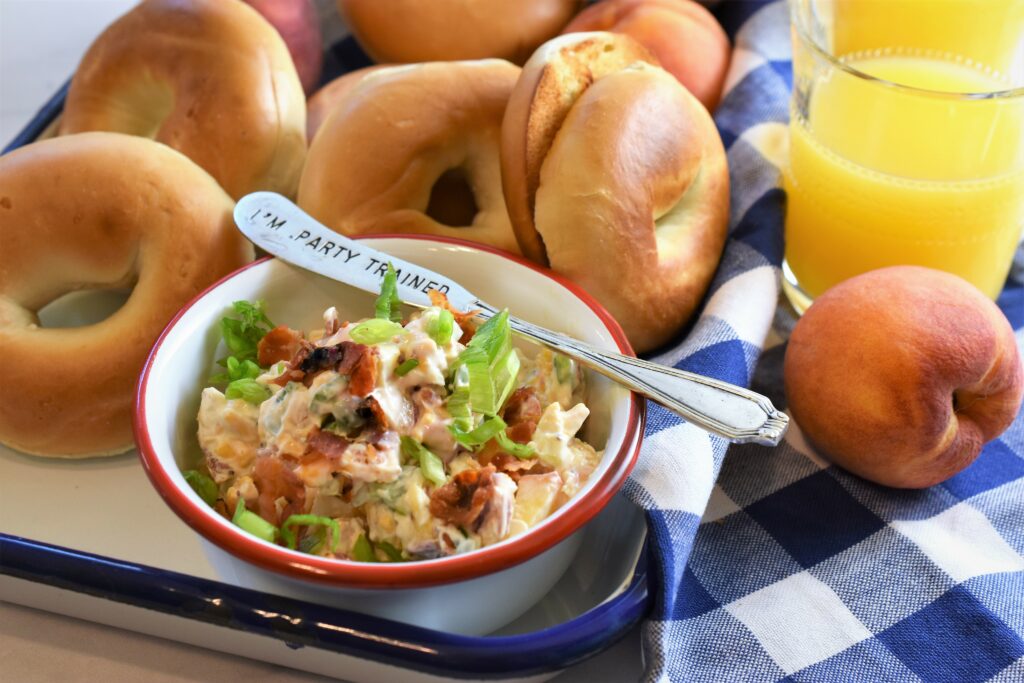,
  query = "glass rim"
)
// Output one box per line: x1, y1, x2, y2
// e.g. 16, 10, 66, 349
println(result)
790, 1, 1024, 100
